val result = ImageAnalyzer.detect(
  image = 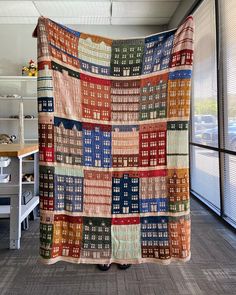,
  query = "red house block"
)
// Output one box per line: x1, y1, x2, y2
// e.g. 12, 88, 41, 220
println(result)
80, 73, 111, 121
139, 122, 167, 167
51, 215, 83, 258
